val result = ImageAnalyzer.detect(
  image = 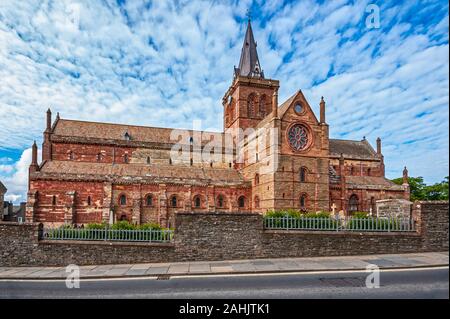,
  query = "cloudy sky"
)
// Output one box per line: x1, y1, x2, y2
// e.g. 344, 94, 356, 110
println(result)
0, 0, 448, 203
